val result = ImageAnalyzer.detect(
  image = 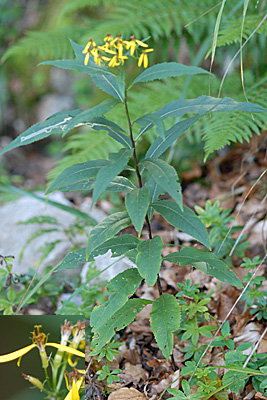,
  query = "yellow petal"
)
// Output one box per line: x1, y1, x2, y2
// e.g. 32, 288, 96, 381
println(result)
64, 378, 84, 400
47, 343, 85, 358
0, 343, 36, 363
138, 53, 144, 67
84, 53, 89, 66
144, 54, 148, 68
136, 39, 148, 47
